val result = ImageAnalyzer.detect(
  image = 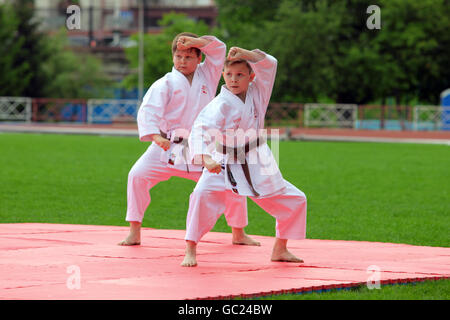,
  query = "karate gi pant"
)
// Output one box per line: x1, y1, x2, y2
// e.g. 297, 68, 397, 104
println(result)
126, 143, 248, 228
185, 170, 307, 243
